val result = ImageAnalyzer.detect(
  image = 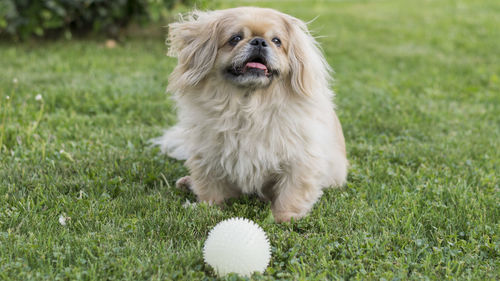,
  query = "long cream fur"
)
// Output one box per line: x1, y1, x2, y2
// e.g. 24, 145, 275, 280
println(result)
153, 7, 348, 222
